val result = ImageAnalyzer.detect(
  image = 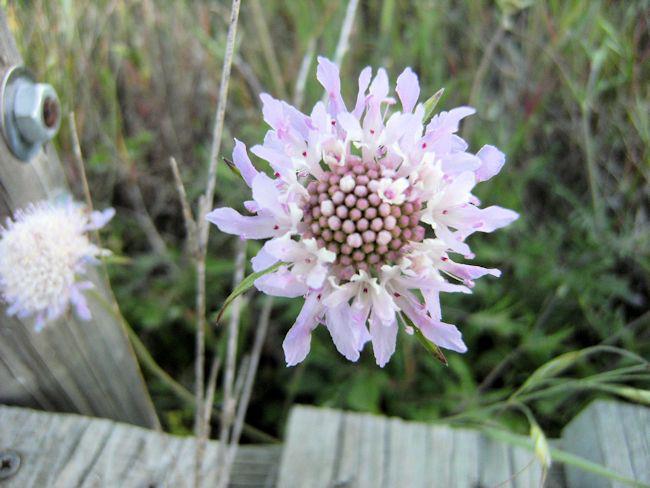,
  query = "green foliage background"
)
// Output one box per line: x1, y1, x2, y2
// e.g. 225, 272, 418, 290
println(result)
9, 0, 649, 440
